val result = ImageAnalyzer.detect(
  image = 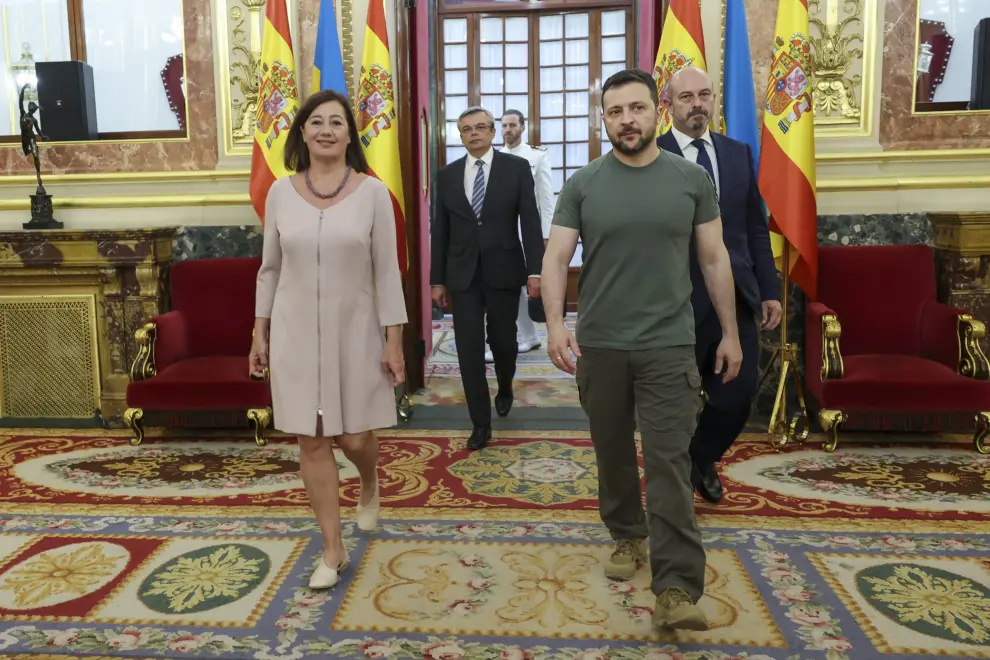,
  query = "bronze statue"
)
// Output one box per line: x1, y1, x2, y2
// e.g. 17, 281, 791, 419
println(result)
19, 84, 44, 192
18, 84, 61, 229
